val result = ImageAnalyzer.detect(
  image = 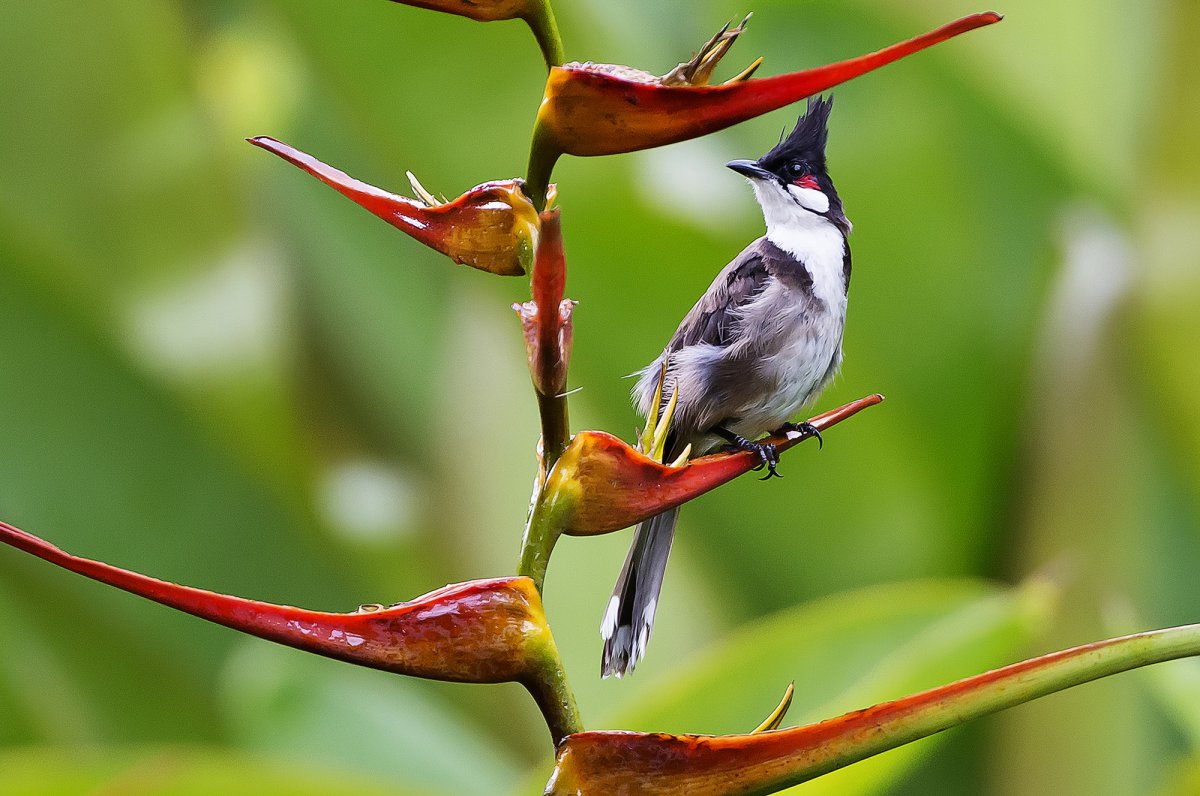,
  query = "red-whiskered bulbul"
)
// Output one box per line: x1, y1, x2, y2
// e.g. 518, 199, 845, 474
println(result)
601, 96, 852, 678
